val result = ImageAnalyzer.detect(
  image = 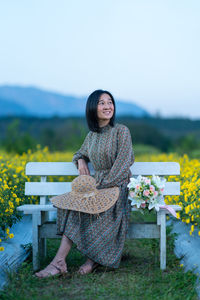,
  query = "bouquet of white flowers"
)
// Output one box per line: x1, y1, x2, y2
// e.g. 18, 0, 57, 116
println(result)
127, 175, 166, 212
